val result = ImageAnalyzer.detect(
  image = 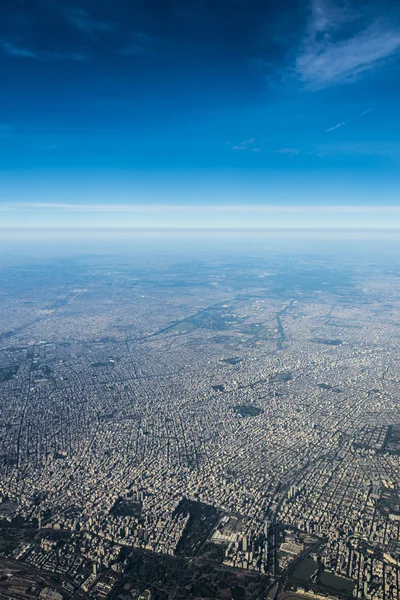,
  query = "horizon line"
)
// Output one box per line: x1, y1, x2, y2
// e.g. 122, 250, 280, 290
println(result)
1, 226, 400, 232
